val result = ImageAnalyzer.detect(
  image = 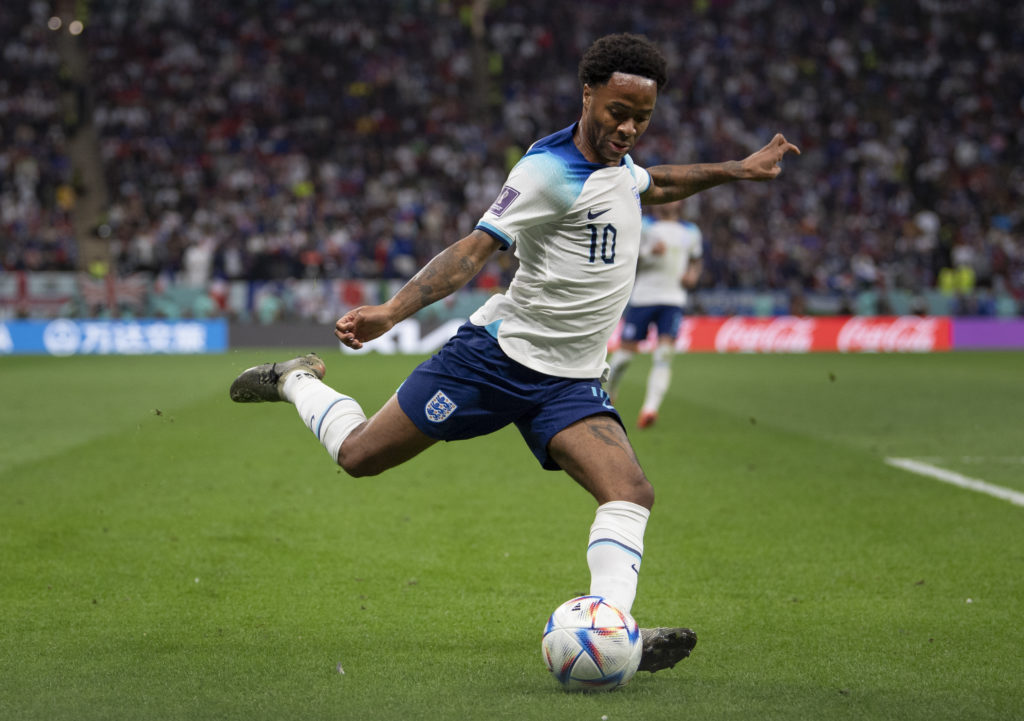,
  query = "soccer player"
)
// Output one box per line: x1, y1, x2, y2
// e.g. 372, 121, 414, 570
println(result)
606, 200, 703, 429
231, 33, 799, 674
